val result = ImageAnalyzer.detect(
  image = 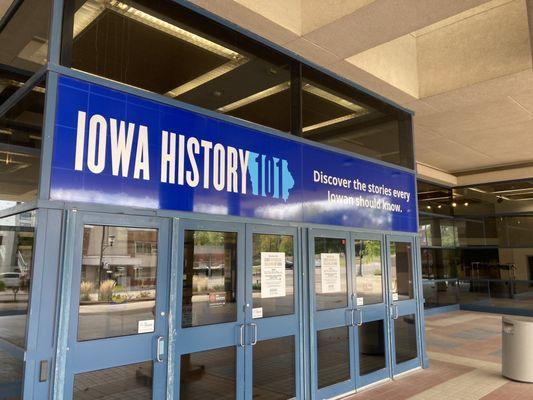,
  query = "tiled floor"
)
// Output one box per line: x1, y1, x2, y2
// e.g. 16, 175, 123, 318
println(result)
345, 311, 533, 400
